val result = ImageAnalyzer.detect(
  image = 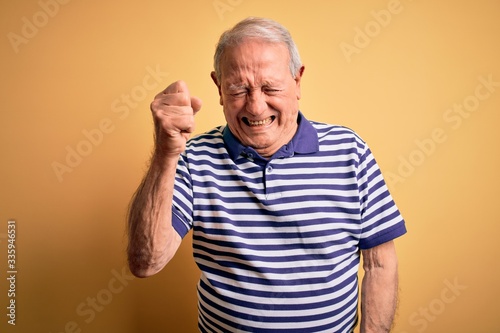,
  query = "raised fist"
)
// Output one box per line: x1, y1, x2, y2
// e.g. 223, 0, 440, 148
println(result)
150, 80, 202, 157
